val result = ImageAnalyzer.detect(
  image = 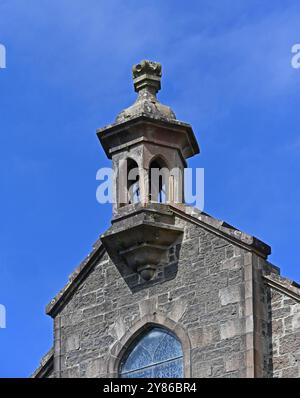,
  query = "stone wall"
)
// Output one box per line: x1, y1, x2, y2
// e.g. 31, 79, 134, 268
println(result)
52, 215, 254, 378
268, 284, 300, 377
38, 209, 300, 378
